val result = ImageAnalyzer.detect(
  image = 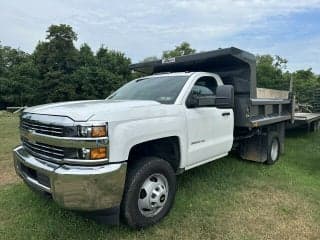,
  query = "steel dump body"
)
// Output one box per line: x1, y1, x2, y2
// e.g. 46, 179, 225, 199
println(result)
130, 47, 293, 128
